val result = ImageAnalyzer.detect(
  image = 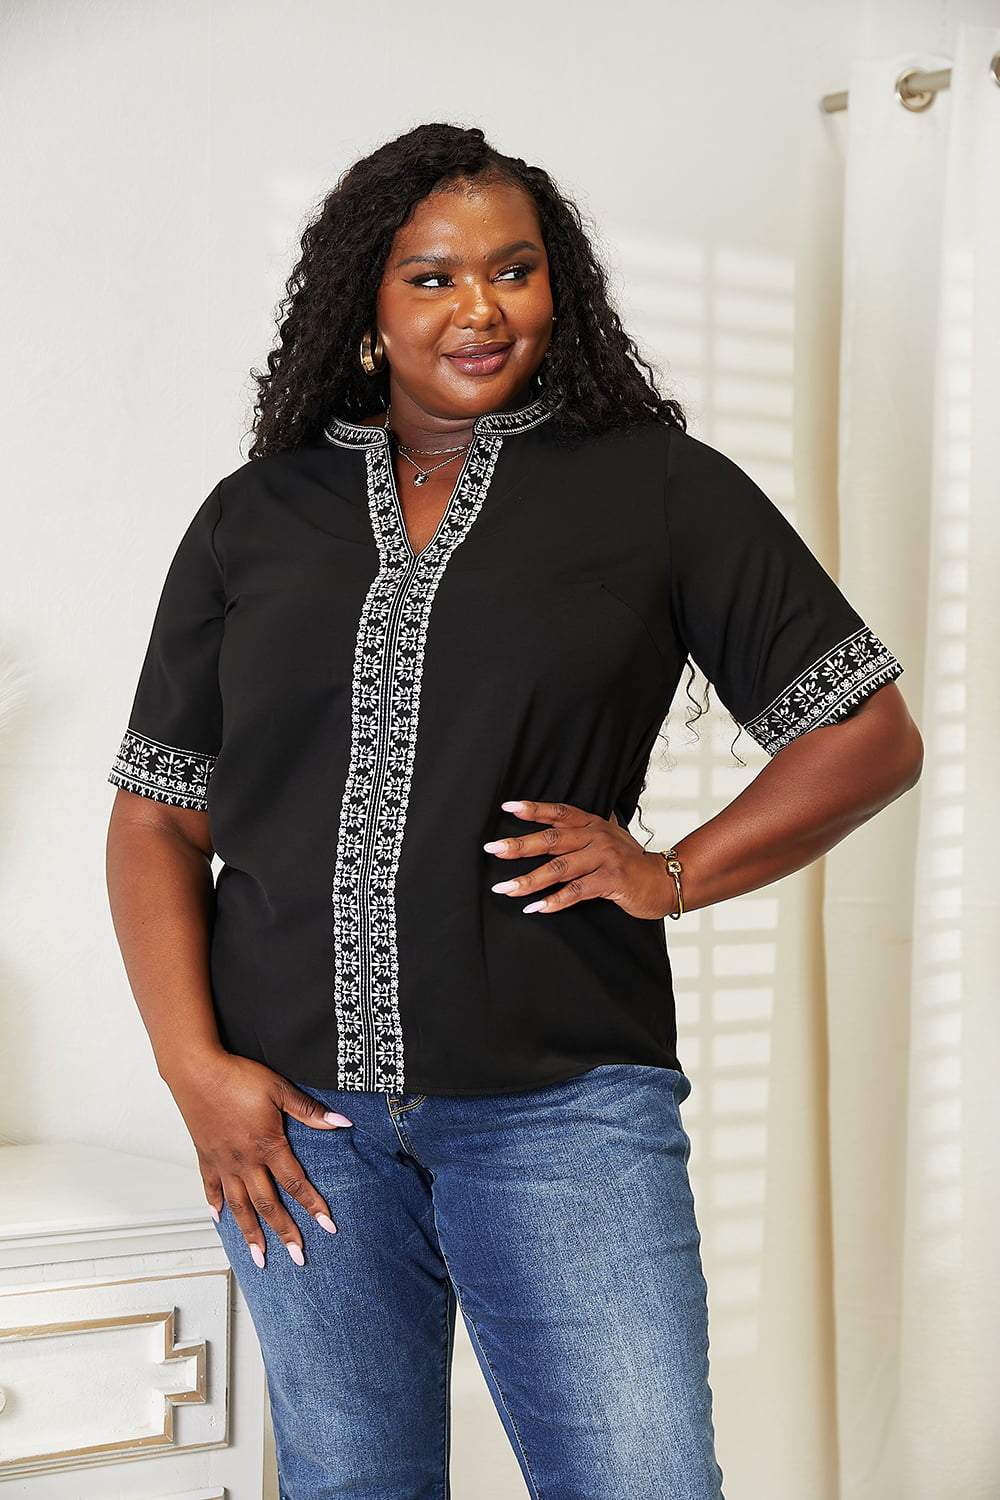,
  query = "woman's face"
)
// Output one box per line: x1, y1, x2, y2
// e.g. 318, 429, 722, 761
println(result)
374, 177, 554, 423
